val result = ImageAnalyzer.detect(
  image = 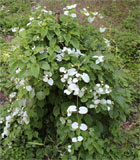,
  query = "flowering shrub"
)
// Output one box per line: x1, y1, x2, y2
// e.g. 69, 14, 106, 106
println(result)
0, 5, 132, 159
